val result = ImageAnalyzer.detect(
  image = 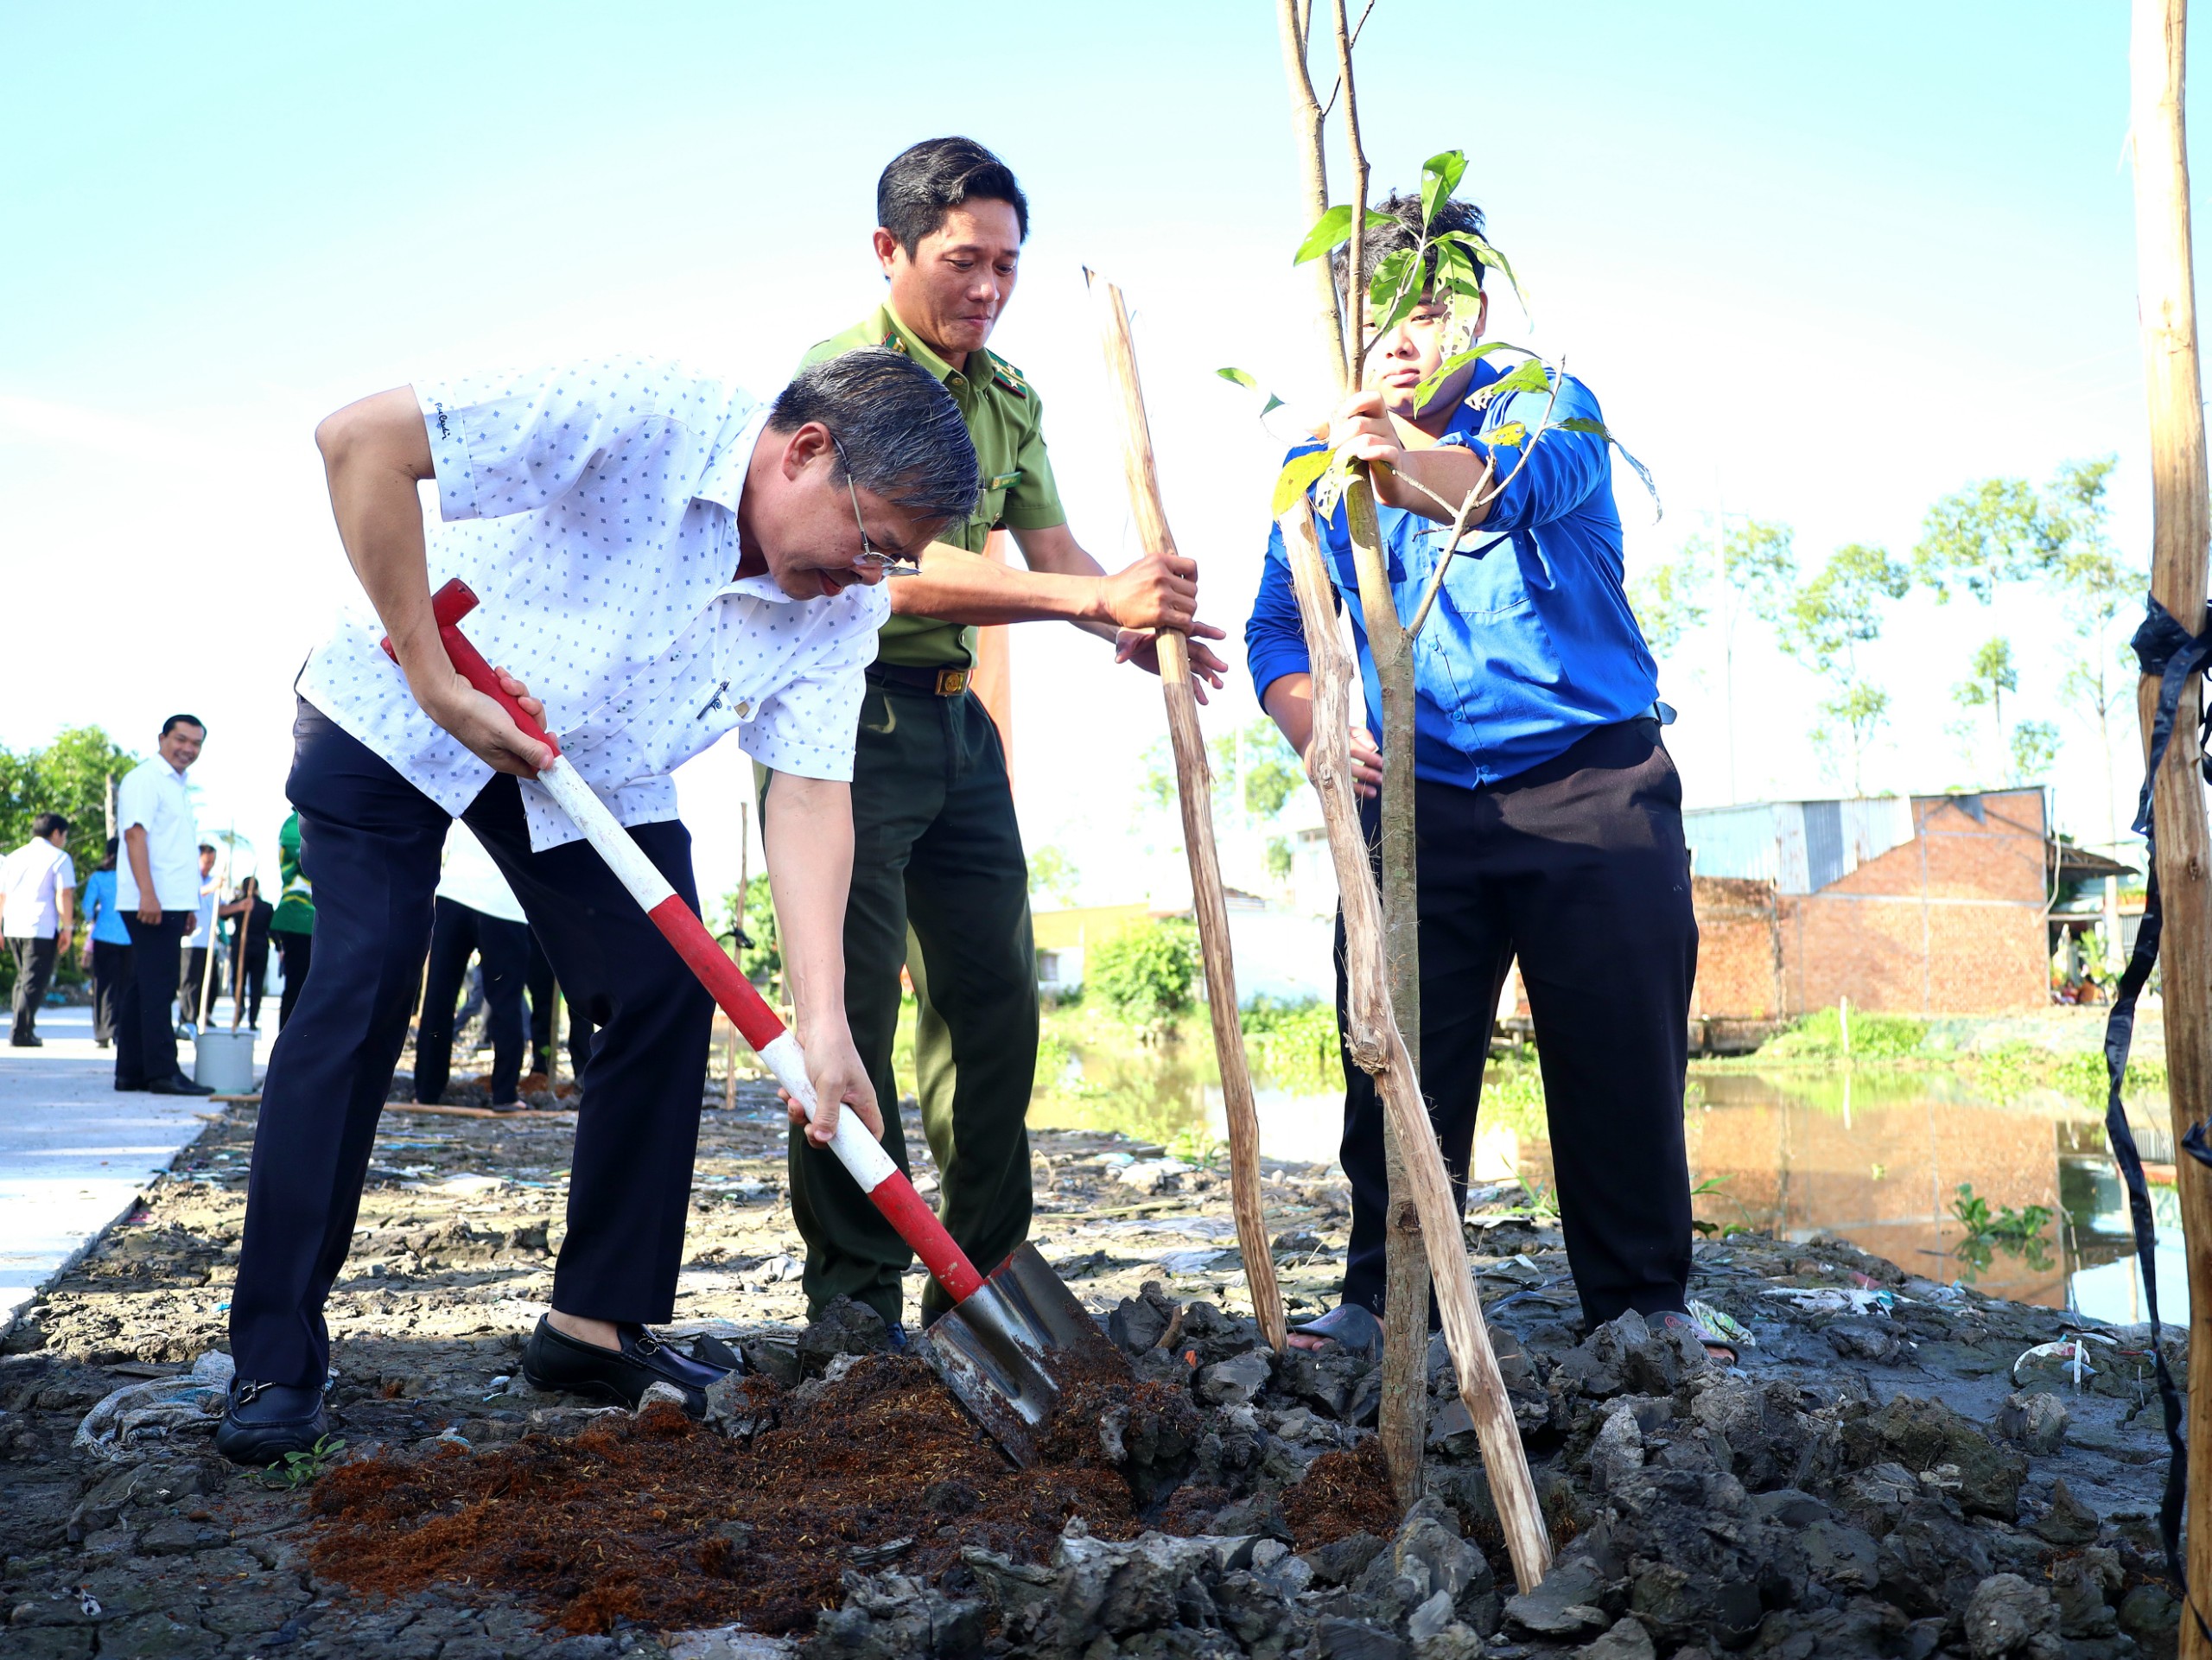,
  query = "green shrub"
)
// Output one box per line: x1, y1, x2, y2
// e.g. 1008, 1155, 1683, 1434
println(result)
1239, 995, 1343, 1091
1088, 919, 1200, 1032
1761, 1005, 1927, 1061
